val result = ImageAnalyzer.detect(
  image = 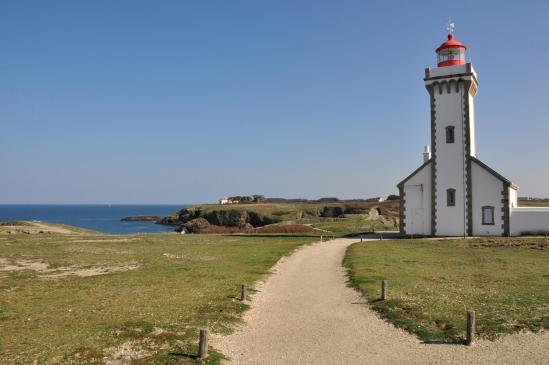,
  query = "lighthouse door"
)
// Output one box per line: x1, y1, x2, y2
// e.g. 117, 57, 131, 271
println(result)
413, 208, 425, 235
